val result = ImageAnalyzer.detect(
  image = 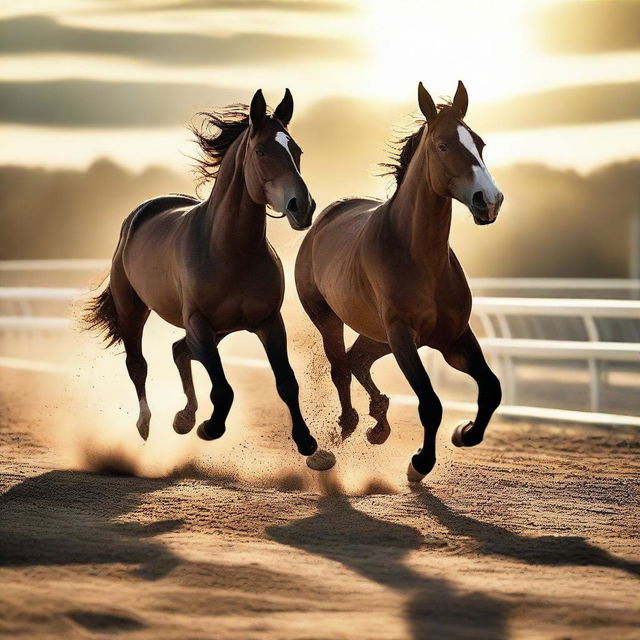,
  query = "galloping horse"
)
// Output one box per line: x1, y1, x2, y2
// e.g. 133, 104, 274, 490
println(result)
295, 82, 503, 481
86, 89, 334, 470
